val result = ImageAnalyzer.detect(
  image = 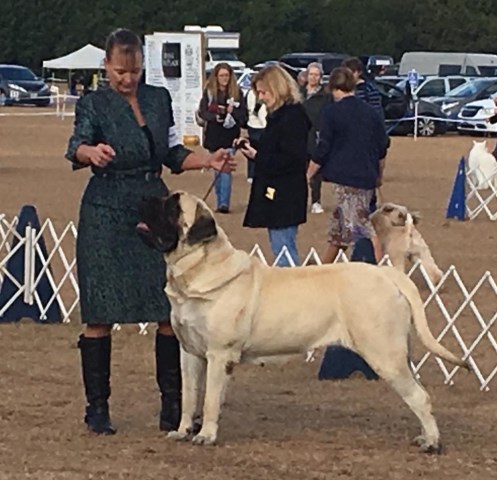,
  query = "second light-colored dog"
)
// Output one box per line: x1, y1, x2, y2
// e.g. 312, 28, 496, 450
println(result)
467, 140, 497, 190
371, 203, 443, 285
